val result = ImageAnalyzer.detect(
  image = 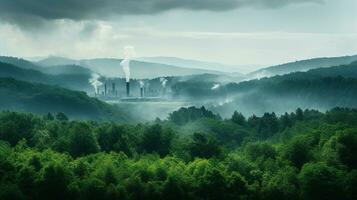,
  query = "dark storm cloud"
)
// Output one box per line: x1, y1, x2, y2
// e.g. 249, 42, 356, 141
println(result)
0, 0, 323, 27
